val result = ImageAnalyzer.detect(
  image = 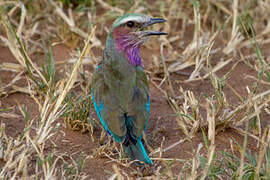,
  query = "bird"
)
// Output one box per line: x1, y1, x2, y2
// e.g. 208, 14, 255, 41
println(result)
91, 13, 167, 165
